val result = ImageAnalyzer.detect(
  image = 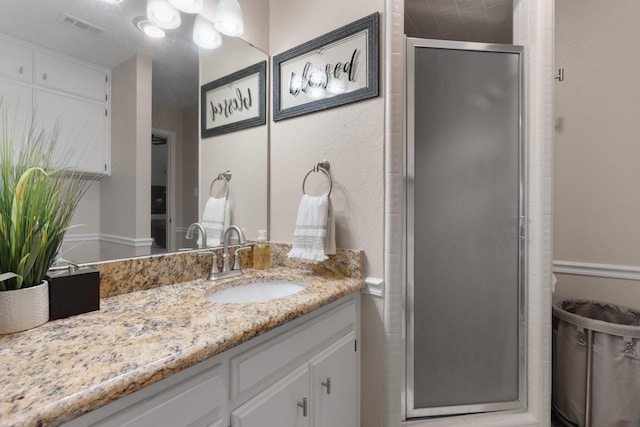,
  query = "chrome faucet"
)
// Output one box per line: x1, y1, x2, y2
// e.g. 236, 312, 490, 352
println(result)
186, 223, 207, 249
207, 225, 248, 280
221, 225, 247, 273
